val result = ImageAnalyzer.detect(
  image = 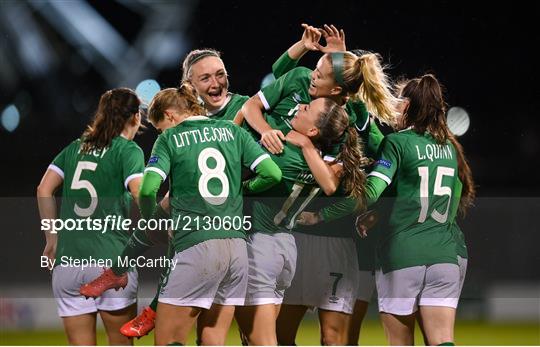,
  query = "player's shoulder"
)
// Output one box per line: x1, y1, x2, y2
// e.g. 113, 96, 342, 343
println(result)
230, 93, 249, 103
